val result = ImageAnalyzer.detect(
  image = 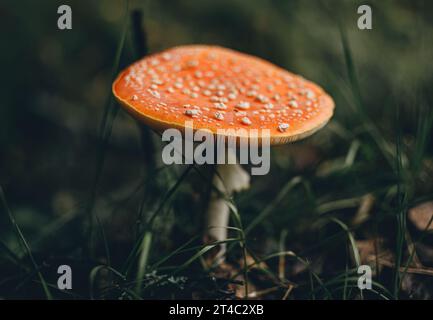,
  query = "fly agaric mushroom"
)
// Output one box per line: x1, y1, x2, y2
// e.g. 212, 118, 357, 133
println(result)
113, 45, 334, 263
